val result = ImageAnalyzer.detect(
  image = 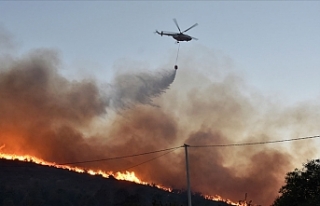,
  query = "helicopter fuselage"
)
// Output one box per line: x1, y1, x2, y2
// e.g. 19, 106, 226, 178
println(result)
155, 30, 193, 42
172, 34, 192, 42
156, 19, 198, 43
